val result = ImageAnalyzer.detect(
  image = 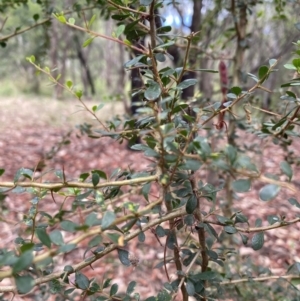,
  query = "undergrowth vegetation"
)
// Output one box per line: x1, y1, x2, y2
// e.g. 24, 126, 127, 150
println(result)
1, 1, 300, 300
